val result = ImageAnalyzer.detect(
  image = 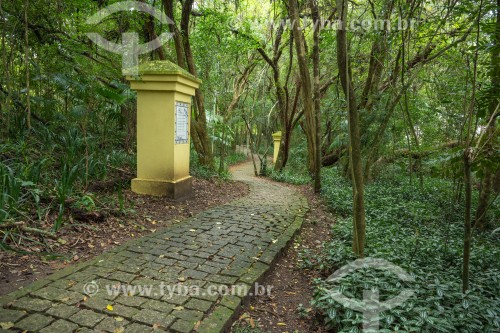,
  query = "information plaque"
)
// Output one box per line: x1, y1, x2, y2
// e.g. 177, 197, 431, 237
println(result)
175, 101, 189, 144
